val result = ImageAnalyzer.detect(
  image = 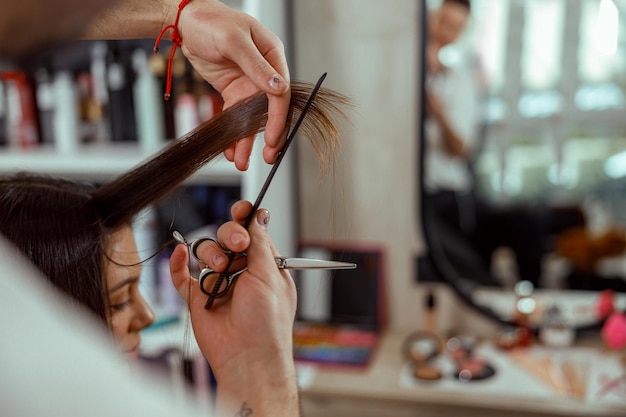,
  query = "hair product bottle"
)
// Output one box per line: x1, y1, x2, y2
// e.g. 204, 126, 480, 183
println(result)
3, 71, 39, 149
89, 41, 111, 144
34, 66, 55, 145
106, 42, 137, 143
0, 77, 7, 147
132, 48, 165, 153
52, 71, 80, 154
